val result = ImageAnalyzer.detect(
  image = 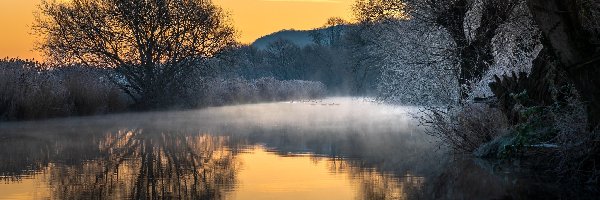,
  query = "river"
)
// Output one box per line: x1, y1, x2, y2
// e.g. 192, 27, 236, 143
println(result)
0, 98, 593, 199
